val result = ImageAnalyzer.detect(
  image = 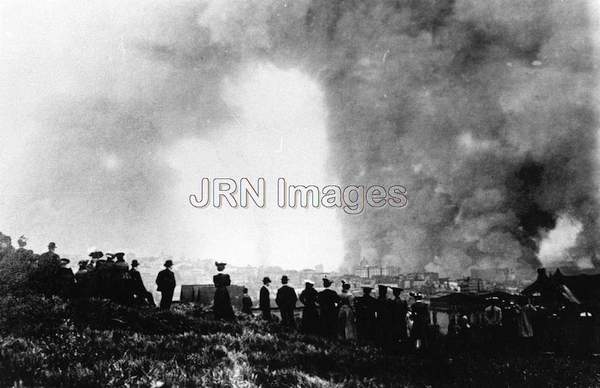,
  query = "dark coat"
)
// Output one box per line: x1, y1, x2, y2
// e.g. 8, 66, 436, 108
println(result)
259, 285, 271, 320
213, 273, 235, 321
242, 295, 253, 314
355, 294, 377, 341
130, 268, 147, 293
299, 287, 319, 334
276, 285, 298, 310
156, 269, 175, 292
318, 288, 341, 338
